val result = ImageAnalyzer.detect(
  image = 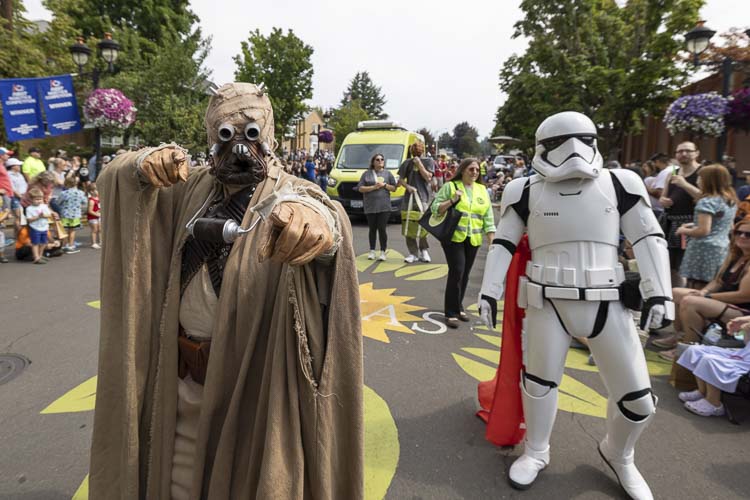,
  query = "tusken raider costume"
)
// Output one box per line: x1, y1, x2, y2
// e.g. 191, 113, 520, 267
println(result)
479, 112, 674, 500
89, 83, 363, 499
